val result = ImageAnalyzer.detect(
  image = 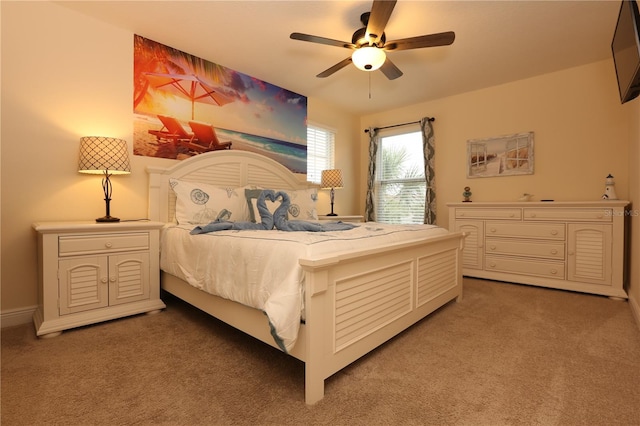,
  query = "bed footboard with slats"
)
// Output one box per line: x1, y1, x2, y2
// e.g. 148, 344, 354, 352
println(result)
299, 232, 463, 404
